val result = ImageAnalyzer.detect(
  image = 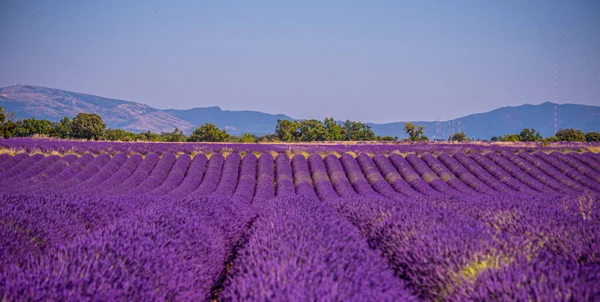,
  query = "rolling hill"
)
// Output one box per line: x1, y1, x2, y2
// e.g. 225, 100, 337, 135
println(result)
1, 85, 598, 139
